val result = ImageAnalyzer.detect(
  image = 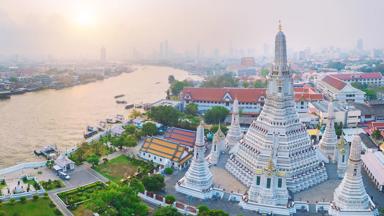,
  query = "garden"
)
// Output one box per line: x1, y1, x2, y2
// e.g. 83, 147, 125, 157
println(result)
40, 179, 65, 191
21, 176, 41, 191
0, 196, 62, 216
58, 181, 106, 210
93, 155, 155, 183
